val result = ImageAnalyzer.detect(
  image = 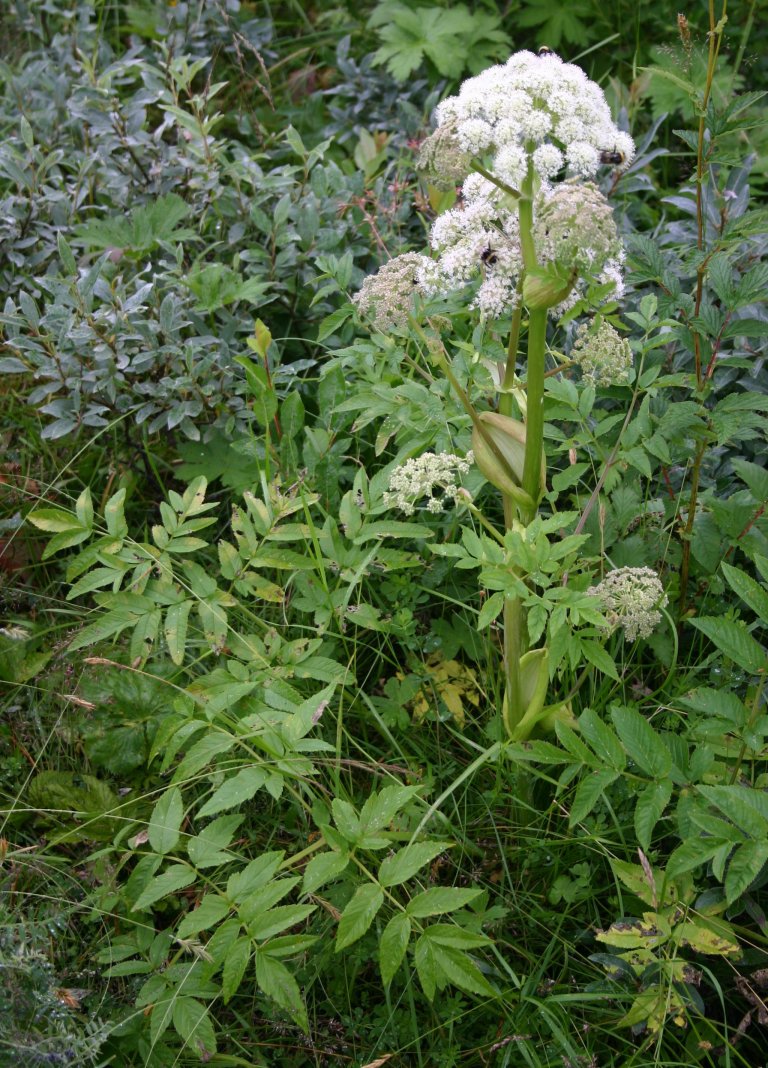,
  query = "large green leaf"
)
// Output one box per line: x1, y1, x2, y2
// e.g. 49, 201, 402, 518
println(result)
406, 887, 483, 918
689, 616, 765, 675
358, 784, 421, 836
222, 937, 251, 1003
335, 884, 384, 951
721, 563, 768, 624
75, 194, 194, 254
133, 865, 196, 911
725, 841, 768, 903
255, 951, 308, 1032
378, 842, 452, 887
430, 943, 496, 998
569, 768, 620, 826
176, 895, 230, 938
516, 0, 592, 46
611, 706, 671, 779
247, 904, 315, 942
227, 852, 284, 902
187, 814, 242, 868
697, 785, 768, 839
172, 996, 217, 1059
579, 709, 625, 770
302, 850, 349, 895
197, 766, 269, 818
148, 787, 184, 855
634, 779, 674, 851
379, 913, 411, 986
